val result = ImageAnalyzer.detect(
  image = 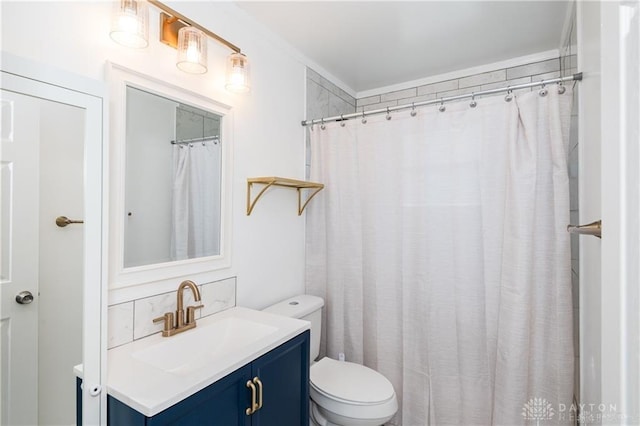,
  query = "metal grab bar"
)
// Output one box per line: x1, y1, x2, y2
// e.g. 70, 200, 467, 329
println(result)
567, 220, 601, 238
